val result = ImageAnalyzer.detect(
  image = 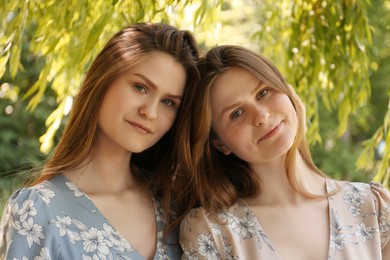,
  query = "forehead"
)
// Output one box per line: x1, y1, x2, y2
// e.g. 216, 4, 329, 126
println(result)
211, 67, 259, 104
130, 52, 187, 94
